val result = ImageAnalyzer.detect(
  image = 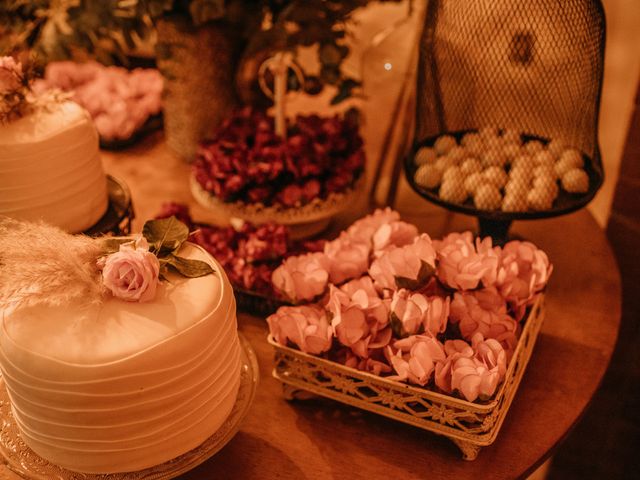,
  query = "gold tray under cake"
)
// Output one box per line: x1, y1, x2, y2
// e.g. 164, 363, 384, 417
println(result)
269, 295, 545, 460
0, 335, 258, 480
